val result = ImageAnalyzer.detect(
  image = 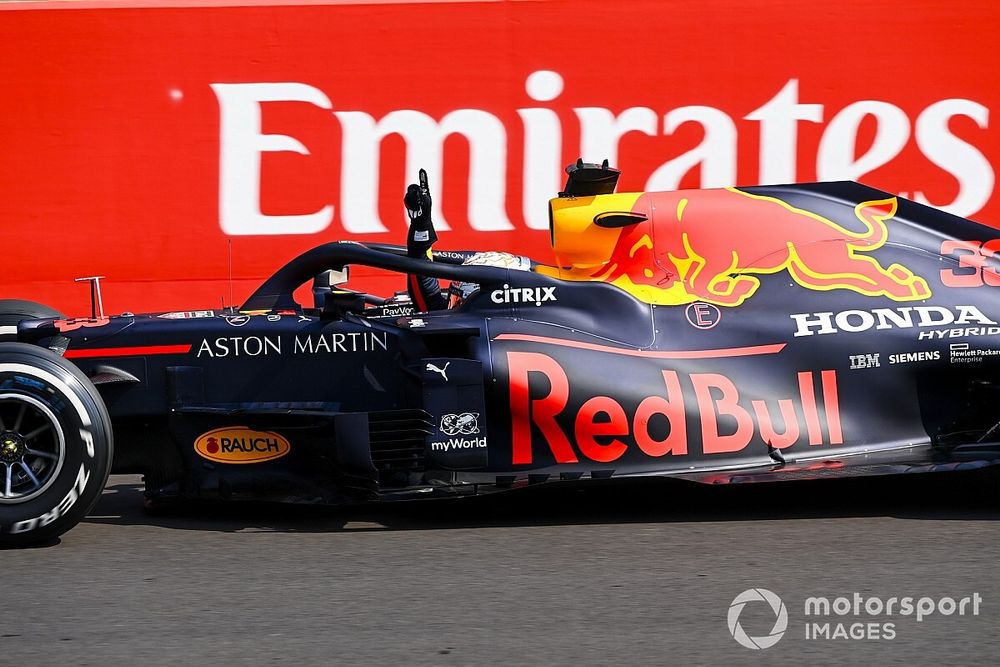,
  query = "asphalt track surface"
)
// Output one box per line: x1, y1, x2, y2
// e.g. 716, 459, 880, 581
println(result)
4, 471, 999, 665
